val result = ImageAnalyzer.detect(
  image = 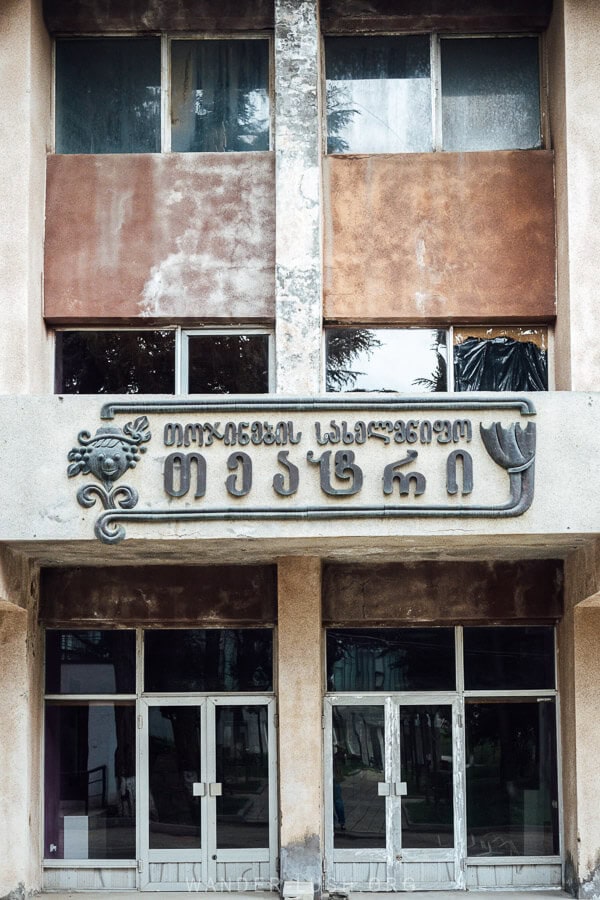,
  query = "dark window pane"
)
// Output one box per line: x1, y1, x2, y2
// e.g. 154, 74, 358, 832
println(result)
464, 627, 555, 691
453, 327, 548, 392
327, 629, 455, 692
171, 40, 270, 152
56, 38, 161, 154
326, 36, 431, 153
44, 702, 136, 859
466, 700, 559, 856
326, 329, 447, 392
216, 705, 269, 848
401, 705, 454, 849
187, 334, 269, 394
442, 37, 541, 151
45, 631, 135, 695
149, 706, 202, 850
144, 629, 273, 692
332, 705, 386, 848
55, 331, 175, 394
